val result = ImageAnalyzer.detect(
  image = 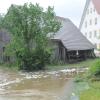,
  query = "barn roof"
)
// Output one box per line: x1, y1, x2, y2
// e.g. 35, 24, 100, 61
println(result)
52, 17, 95, 51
